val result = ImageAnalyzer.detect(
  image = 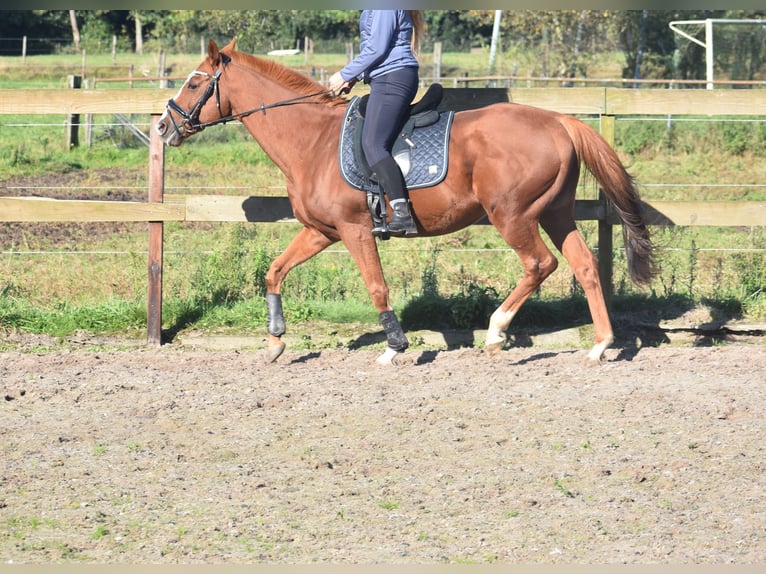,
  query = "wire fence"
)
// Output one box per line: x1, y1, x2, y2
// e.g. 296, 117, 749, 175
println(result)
0, 37, 71, 56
